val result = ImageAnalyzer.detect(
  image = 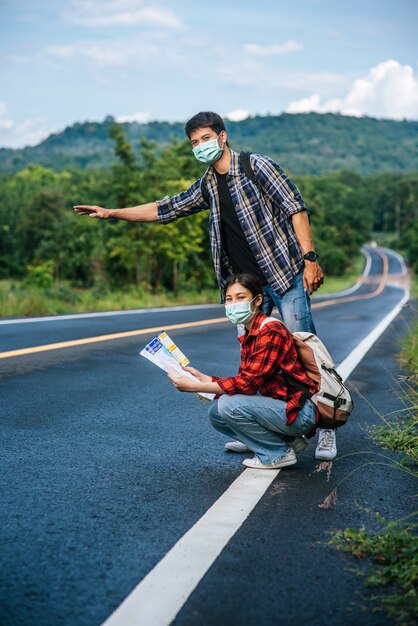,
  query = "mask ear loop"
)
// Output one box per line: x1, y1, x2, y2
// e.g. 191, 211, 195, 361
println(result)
218, 132, 226, 151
